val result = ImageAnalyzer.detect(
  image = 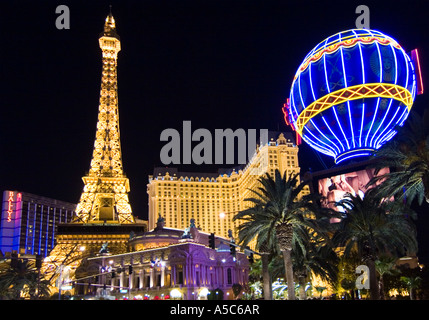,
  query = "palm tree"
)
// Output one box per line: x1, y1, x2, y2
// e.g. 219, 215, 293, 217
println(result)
0, 258, 50, 299
234, 169, 322, 300
337, 253, 361, 299
270, 241, 338, 300
333, 189, 418, 299
375, 255, 398, 300
400, 275, 422, 300
369, 109, 429, 205
296, 243, 338, 300
234, 203, 275, 300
